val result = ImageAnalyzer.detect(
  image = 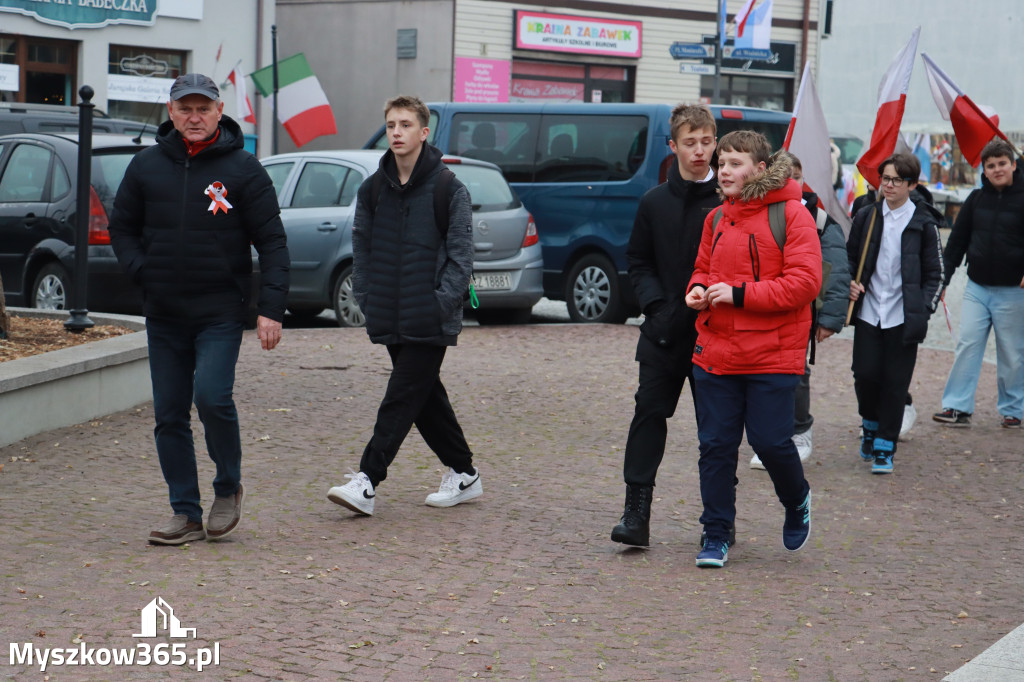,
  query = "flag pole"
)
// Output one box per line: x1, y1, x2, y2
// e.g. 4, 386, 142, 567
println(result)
714, 0, 723, 103
846, 206, 878, 326
271, 24, 279, 156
